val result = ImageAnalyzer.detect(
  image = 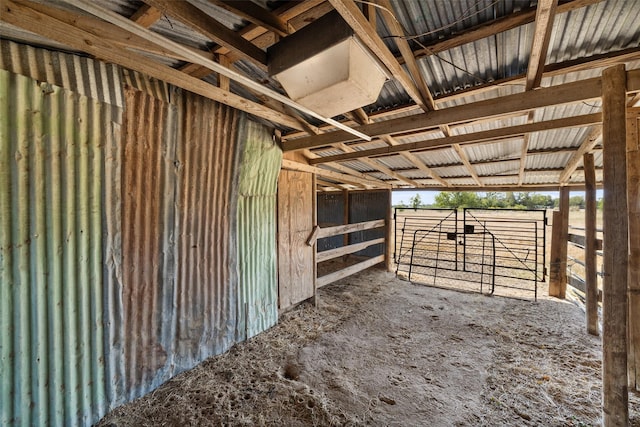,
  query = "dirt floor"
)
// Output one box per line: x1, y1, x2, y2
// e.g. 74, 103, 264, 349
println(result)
98, 266, 640, 426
